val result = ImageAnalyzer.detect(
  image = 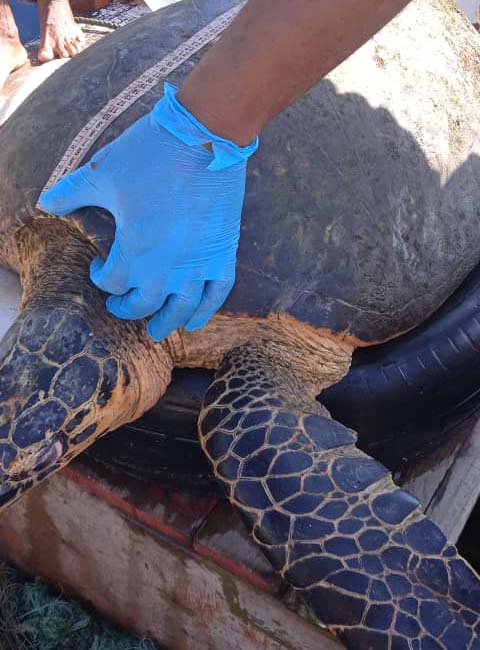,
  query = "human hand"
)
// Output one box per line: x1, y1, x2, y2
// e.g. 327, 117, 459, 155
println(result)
38, 83, 258, 341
